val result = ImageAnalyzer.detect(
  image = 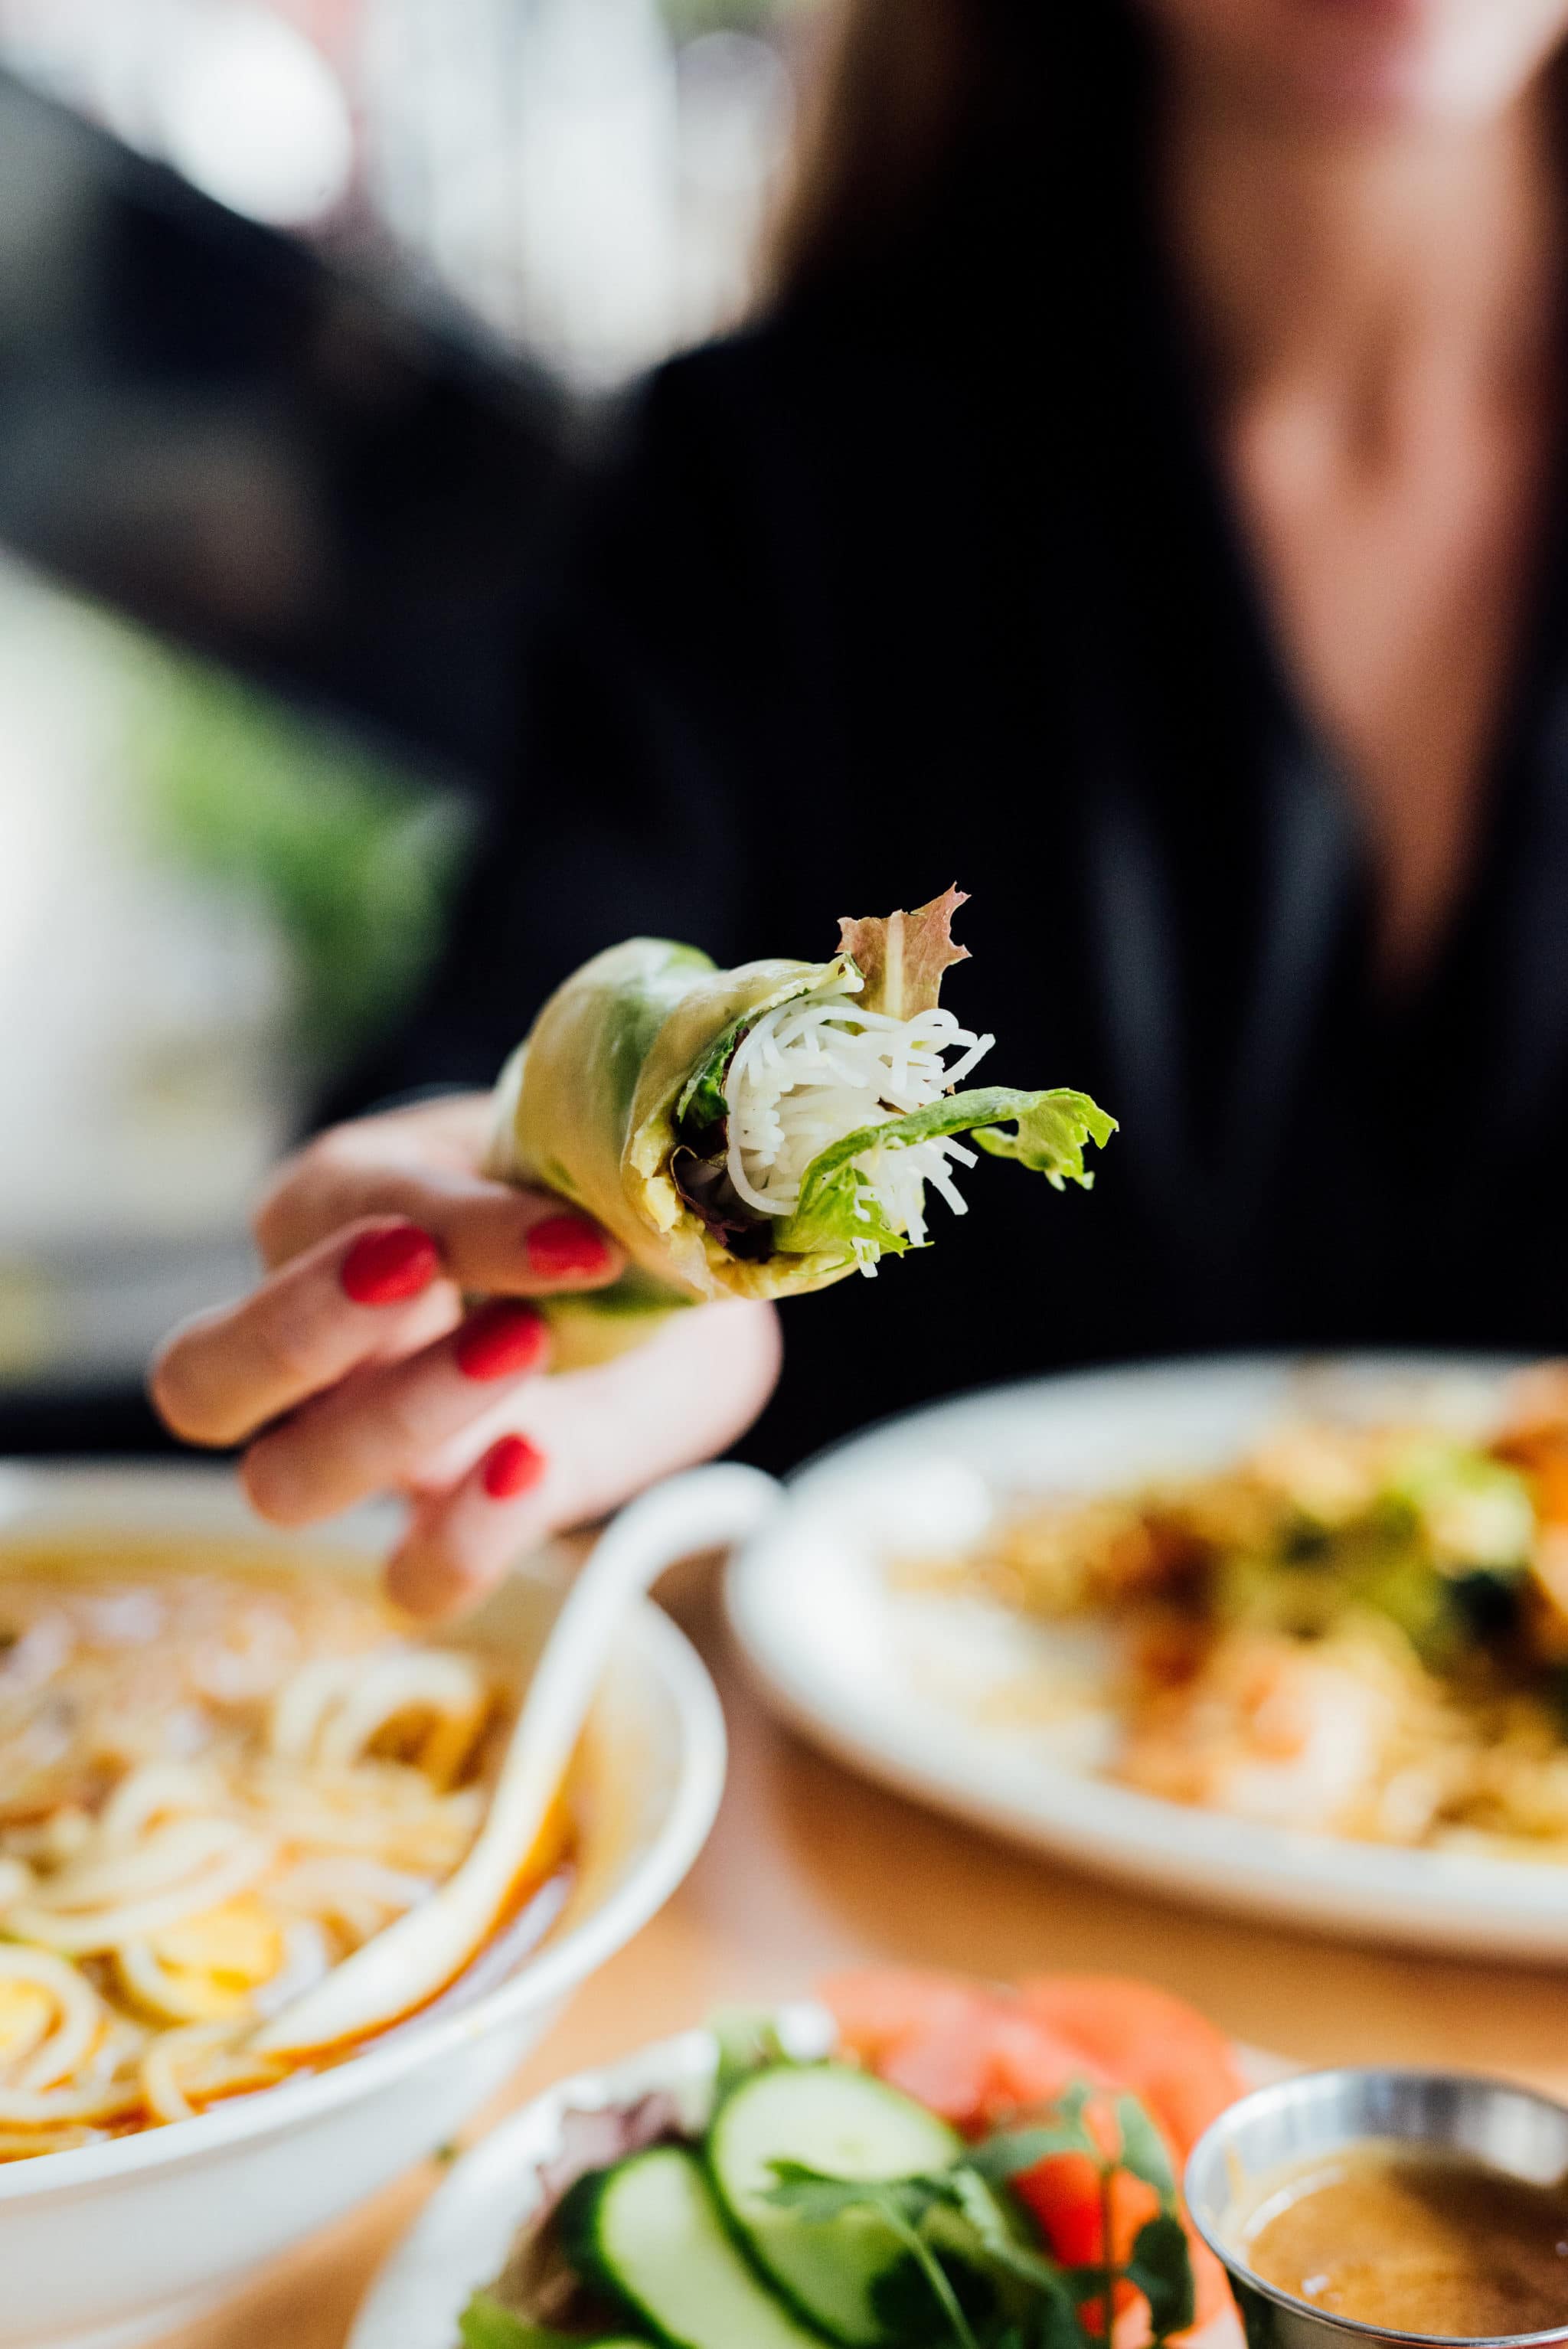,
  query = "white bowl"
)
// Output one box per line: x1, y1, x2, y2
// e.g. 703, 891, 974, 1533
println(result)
0, 1461, 728, 2349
